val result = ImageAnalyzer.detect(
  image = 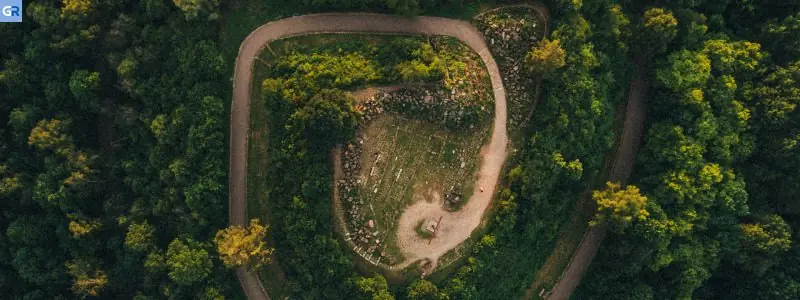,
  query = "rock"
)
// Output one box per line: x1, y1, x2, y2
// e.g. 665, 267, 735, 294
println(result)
368, 220, 374, 228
